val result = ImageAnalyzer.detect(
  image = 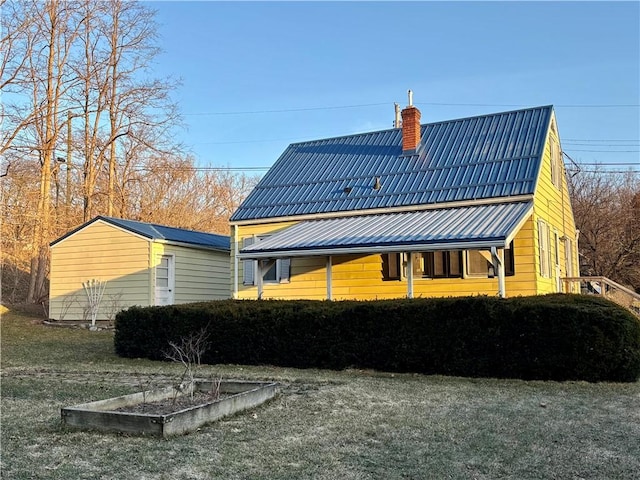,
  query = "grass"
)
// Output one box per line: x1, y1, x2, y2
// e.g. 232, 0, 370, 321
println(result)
1, 309, 639, 479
